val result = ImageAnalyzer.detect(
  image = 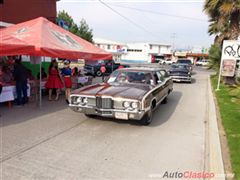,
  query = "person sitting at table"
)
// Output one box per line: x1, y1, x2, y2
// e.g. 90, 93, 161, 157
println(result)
45, 60, 64, 101
26, 68, 35, 81
61, 60, 72, 104
1, 66, 13, 84
37, 67, 47, 80
13, 56, 28, 106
